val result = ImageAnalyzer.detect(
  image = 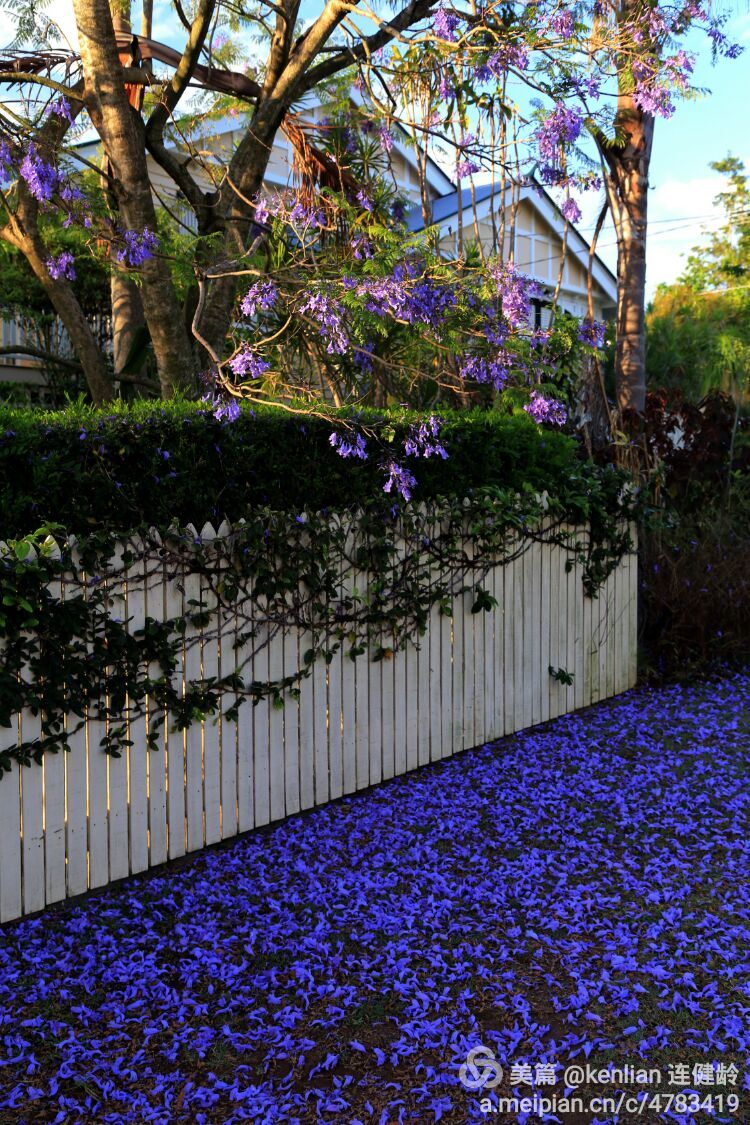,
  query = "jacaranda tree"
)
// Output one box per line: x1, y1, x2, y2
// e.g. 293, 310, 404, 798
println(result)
0, 0, 740, 413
